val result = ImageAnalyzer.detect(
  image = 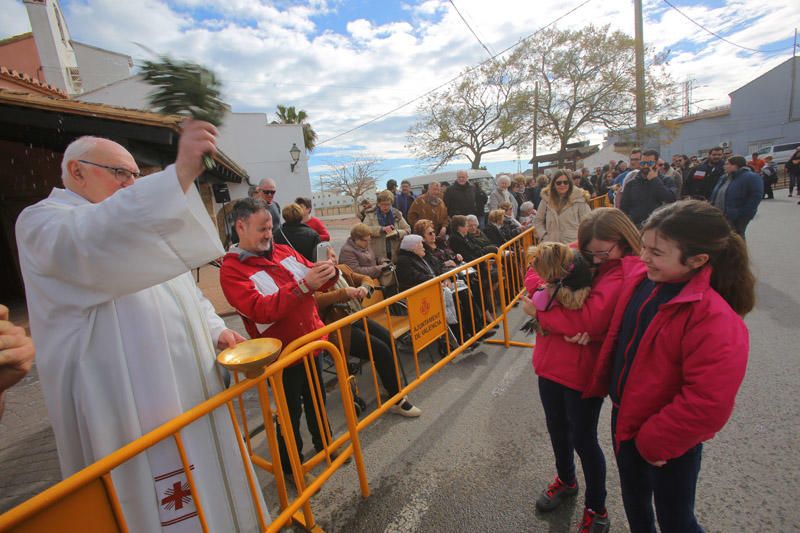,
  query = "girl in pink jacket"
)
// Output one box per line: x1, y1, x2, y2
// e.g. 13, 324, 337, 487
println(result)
584, 200, 752, 533
523, 208, 642, 533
